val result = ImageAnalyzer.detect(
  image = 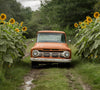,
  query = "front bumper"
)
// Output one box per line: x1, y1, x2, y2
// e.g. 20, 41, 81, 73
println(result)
30, 58, 71, 63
